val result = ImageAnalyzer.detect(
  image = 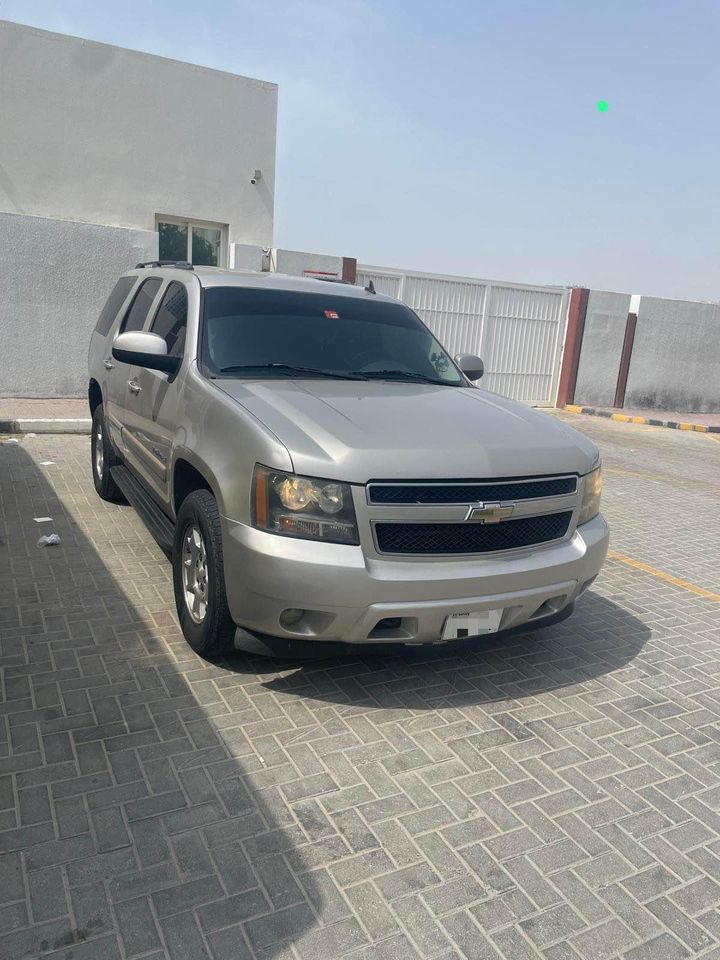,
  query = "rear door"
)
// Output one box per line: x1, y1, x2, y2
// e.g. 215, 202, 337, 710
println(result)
121, 280, 190, 504
107, 277, 163, 450
90, 276, 137, 448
